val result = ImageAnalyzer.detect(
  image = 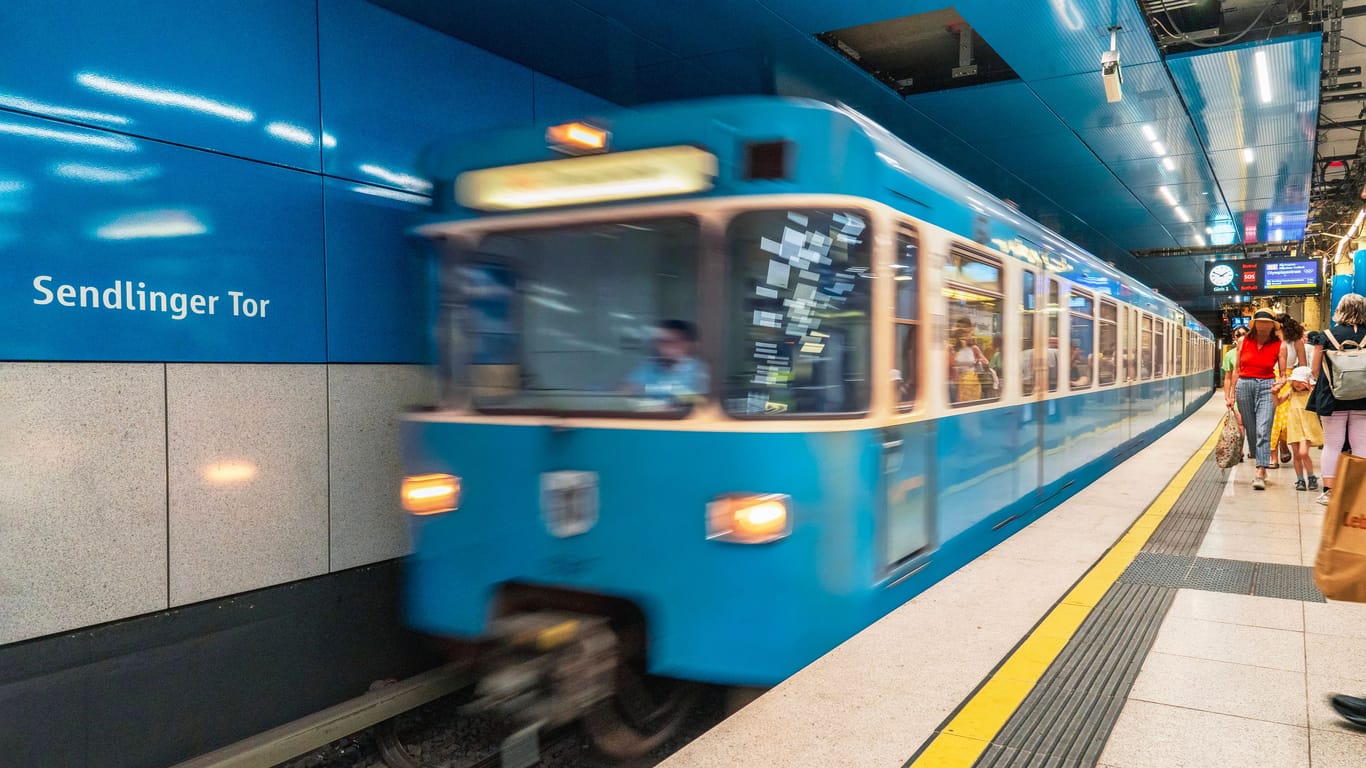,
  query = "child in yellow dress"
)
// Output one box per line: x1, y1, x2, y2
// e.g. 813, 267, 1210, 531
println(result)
1275, 366, 1324, 491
